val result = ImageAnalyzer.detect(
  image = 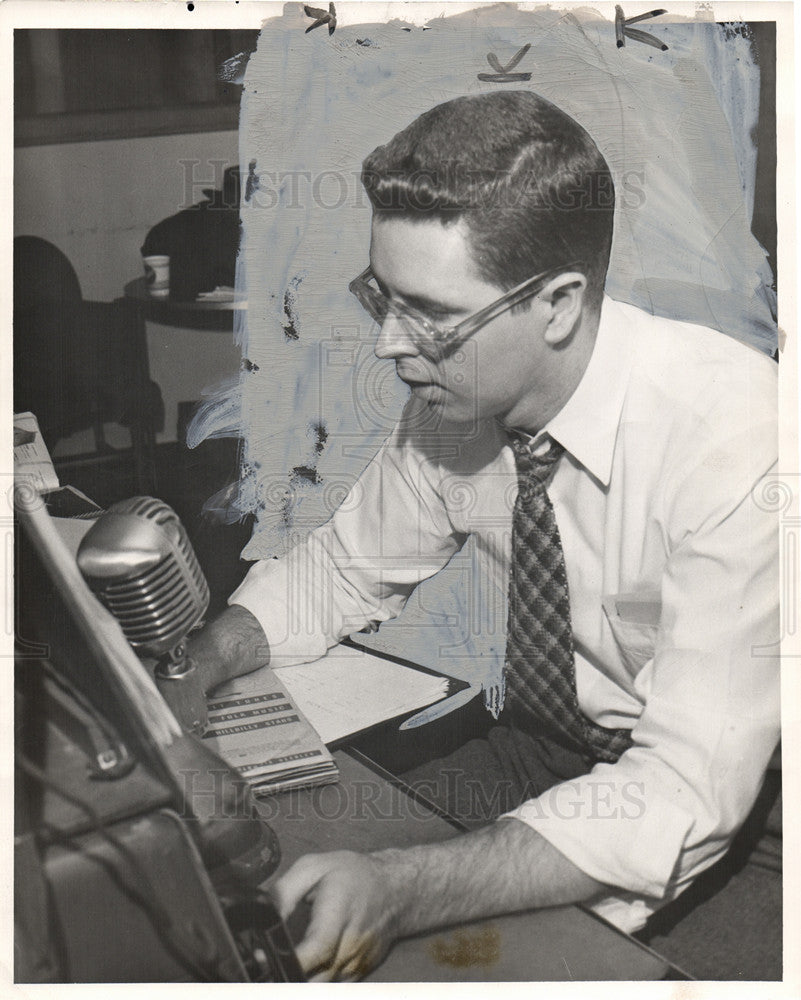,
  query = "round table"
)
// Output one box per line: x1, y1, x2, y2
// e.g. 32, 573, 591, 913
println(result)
123, 277, 246, 329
